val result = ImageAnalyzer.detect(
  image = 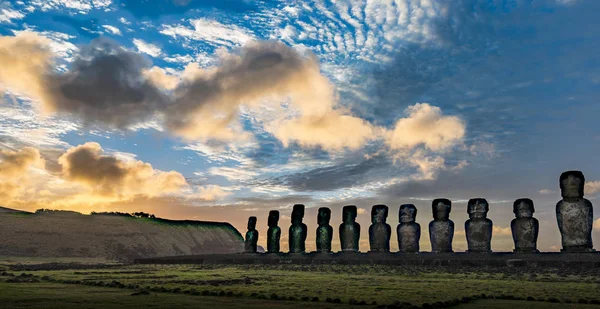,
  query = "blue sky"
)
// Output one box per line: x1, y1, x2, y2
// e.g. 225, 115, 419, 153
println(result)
0, 0, 599, 251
